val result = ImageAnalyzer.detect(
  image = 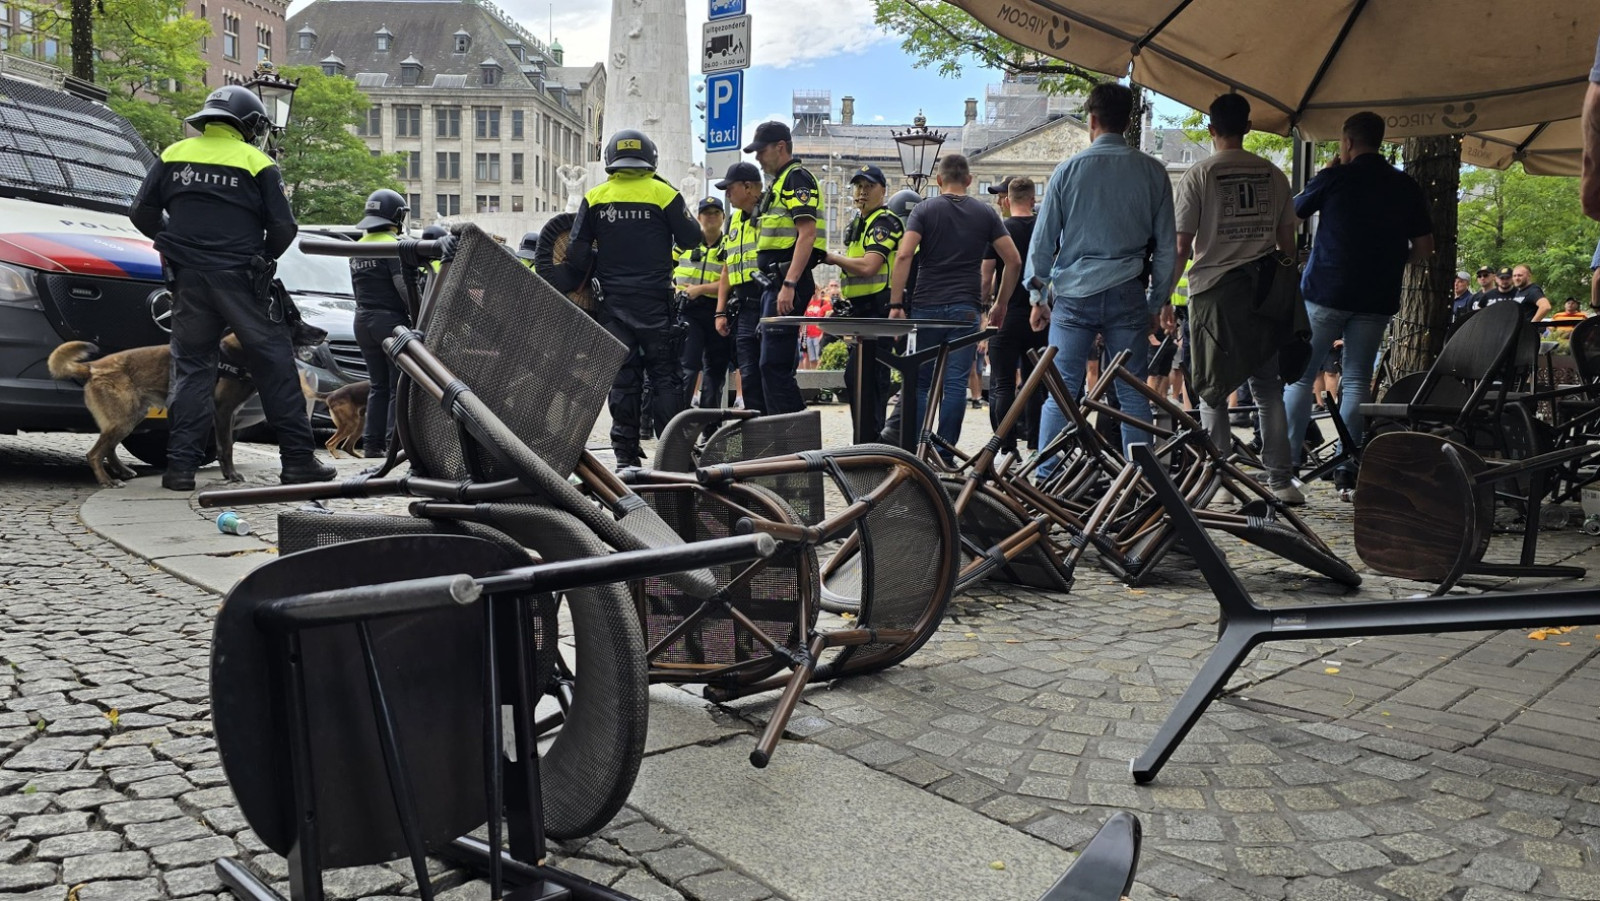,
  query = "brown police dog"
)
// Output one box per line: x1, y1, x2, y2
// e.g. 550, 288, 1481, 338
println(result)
48, 336, 313, 488
322, 380, 370, 458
